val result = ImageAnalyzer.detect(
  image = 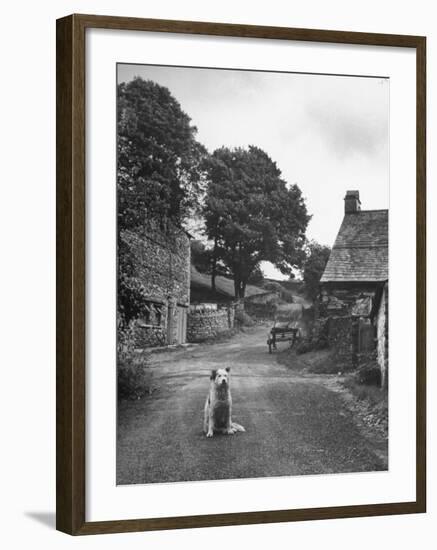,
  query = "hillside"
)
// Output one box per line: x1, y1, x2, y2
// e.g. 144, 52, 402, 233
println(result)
190, 265, 265, 301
